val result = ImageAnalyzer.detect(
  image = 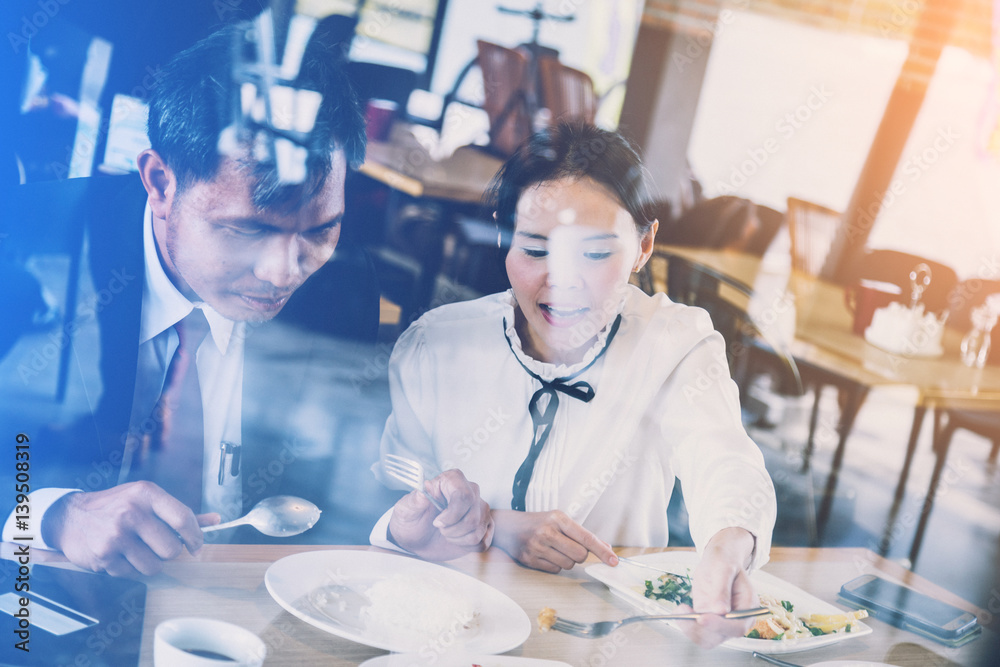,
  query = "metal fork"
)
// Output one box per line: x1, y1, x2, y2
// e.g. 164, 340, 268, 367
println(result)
751, 652, 802, 667
550, 607, 771, 638
382, 454, 446, 511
